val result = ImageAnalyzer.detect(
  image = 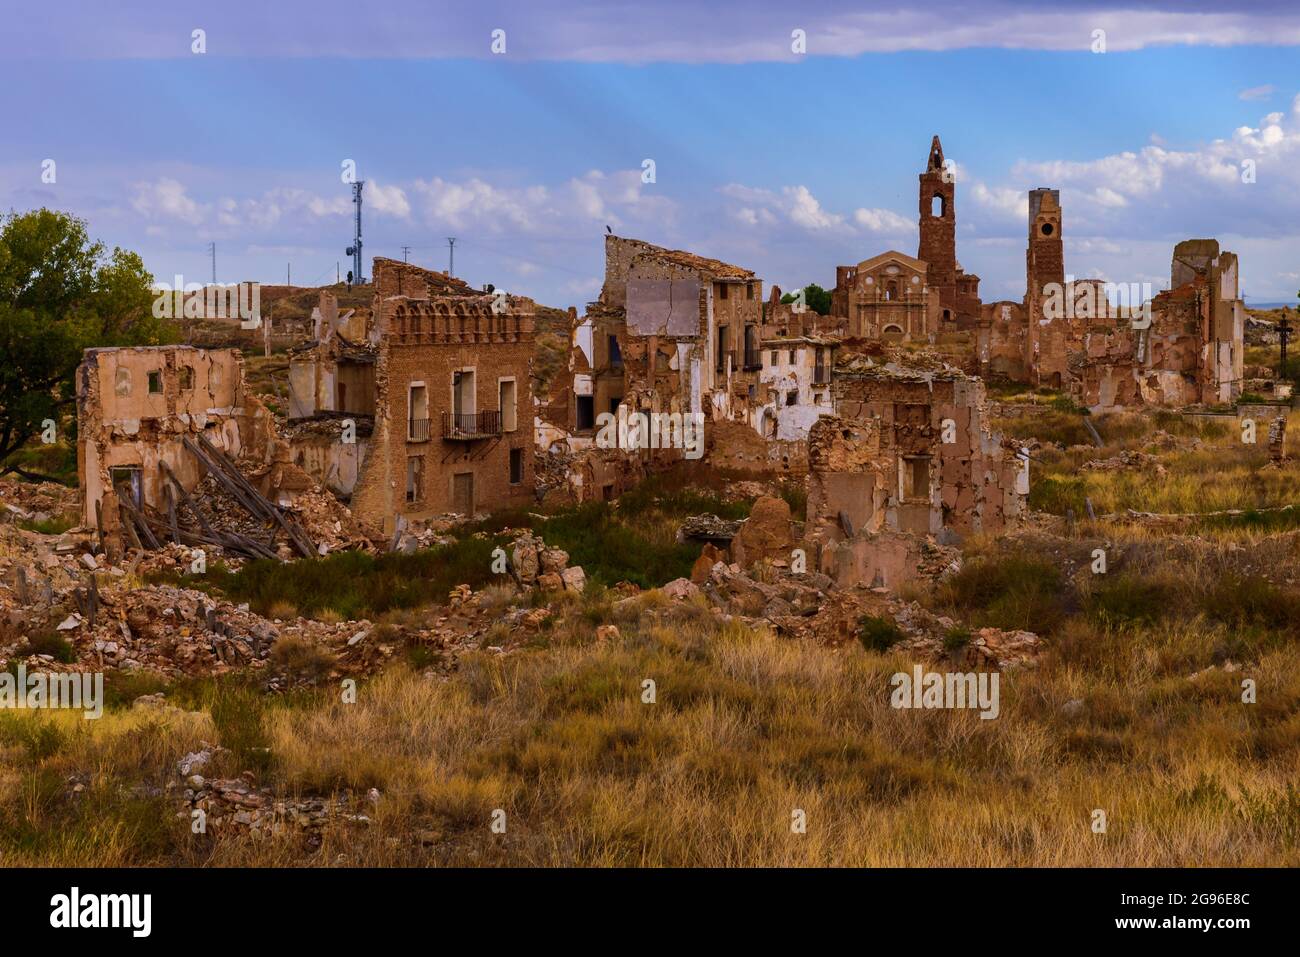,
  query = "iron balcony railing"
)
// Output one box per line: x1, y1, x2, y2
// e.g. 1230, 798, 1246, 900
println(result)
442, 410, 502, 439
407, 417, 431, 441
742, 347, 763, 371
